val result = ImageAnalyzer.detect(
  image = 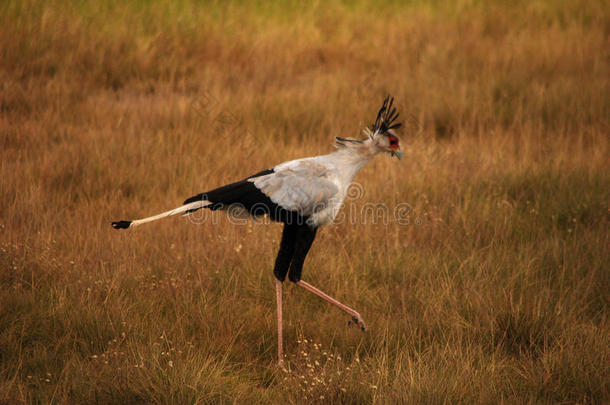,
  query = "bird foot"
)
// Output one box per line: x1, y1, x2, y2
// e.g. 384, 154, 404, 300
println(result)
348, 315, 366, 332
